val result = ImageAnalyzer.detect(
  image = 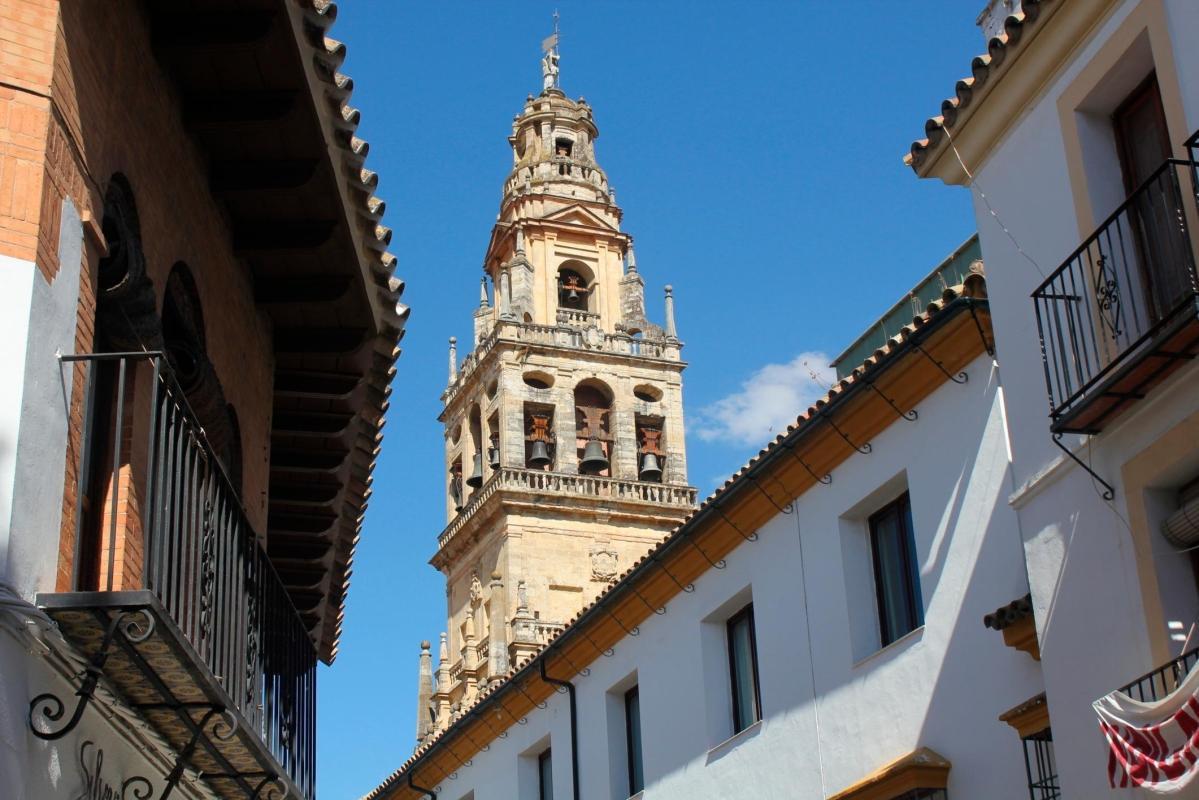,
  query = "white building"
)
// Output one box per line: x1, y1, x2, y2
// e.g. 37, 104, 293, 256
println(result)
367, 239, 1050, 799
907, 0, 1199, 796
